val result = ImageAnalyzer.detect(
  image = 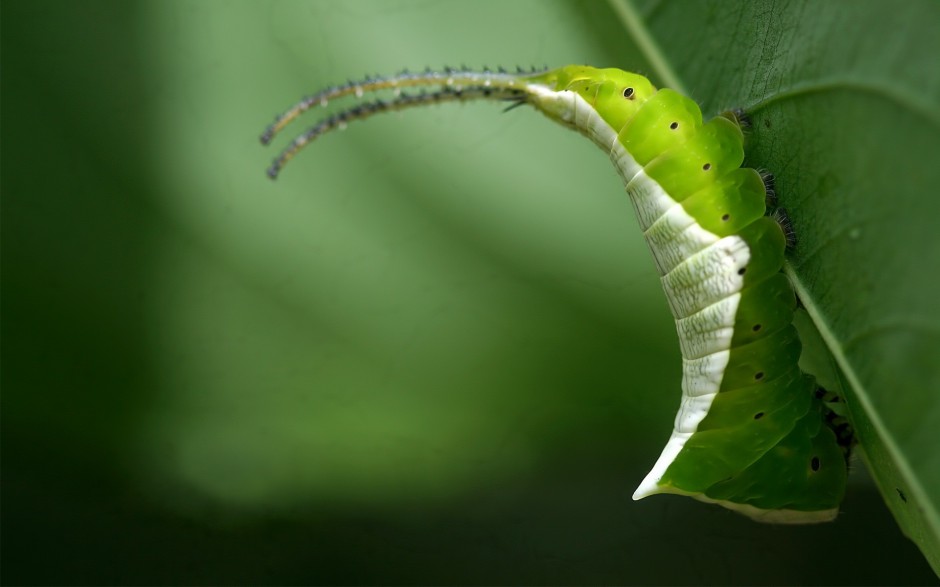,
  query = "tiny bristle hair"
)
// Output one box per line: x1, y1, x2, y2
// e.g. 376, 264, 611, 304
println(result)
760, 171, 777, 208
771, 207, 797, 250
720, 108, 752, 131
